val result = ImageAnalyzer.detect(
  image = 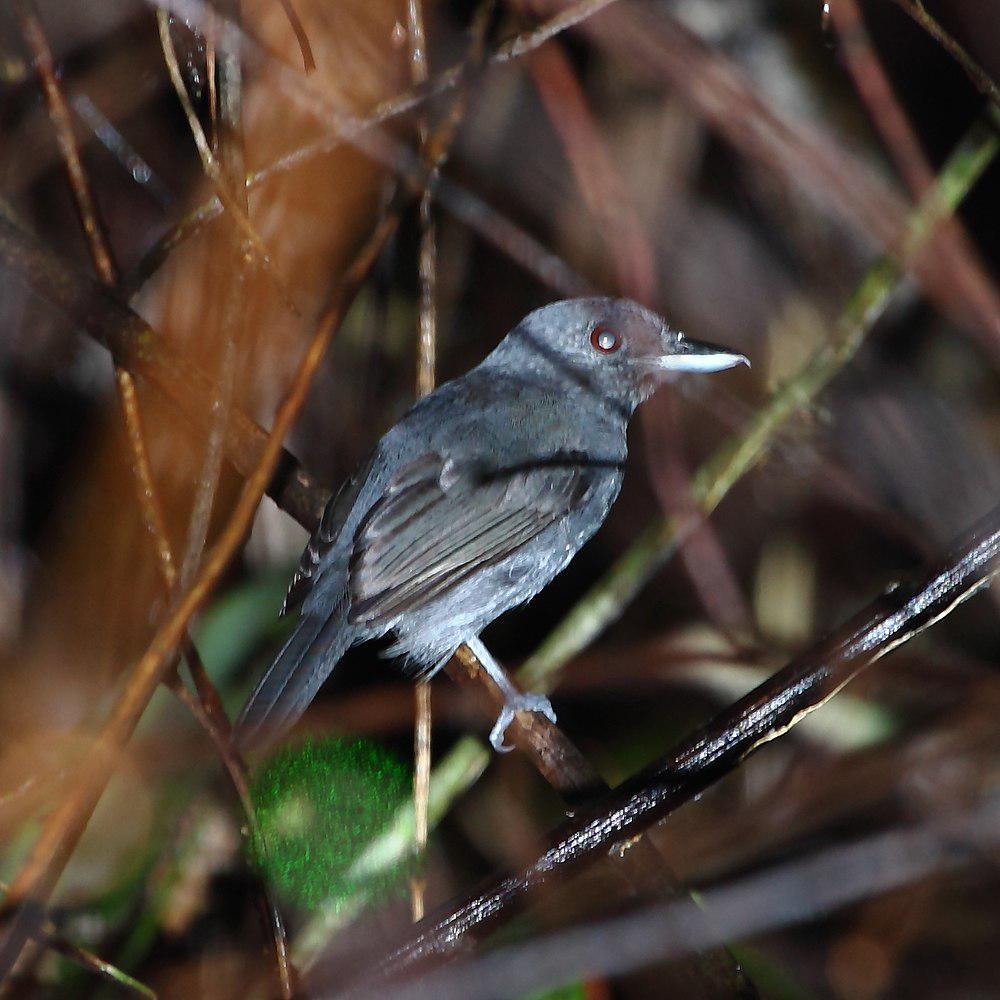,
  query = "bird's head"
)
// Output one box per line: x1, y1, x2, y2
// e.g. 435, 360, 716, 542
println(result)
487, 297, 748, 416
